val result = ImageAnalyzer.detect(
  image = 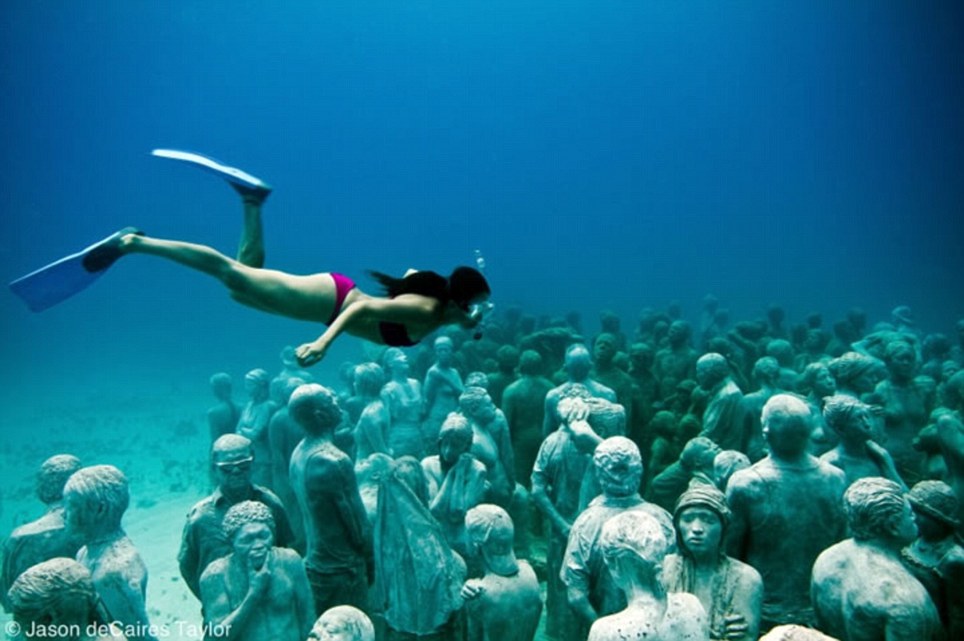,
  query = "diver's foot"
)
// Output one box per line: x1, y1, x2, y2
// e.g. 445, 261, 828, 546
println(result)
231, 182, 272, 206
82, 227, 144, 273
